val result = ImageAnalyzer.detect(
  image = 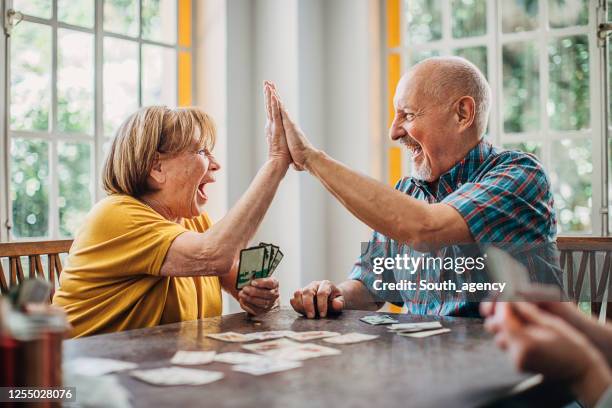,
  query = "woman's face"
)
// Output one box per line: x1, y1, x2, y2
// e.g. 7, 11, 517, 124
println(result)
159, 139, 221, 219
